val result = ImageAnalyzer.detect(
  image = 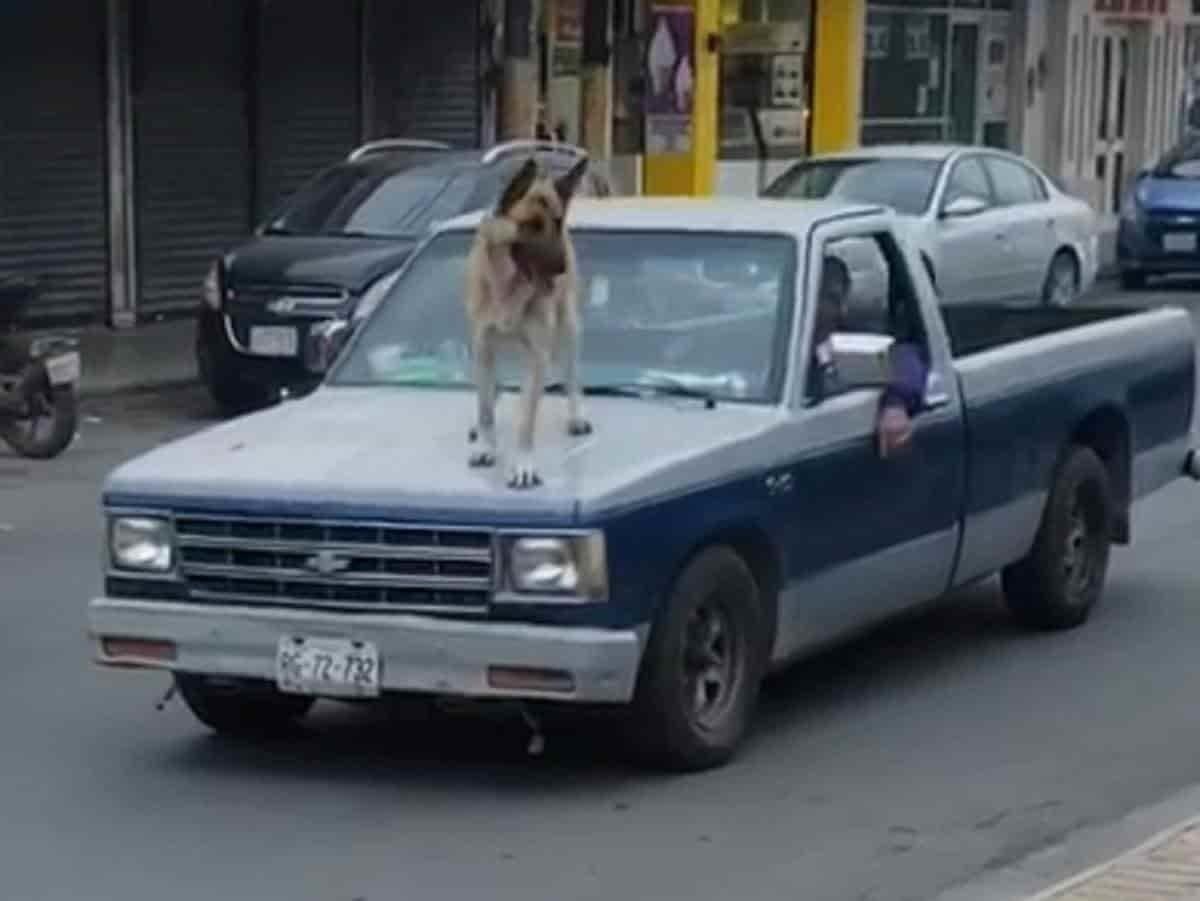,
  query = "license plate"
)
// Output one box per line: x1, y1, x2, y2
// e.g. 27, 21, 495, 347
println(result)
44, 351, 81, 386
249, 325, 298, 357
1164, 232, 1197, 253
275, 636, 381, 698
